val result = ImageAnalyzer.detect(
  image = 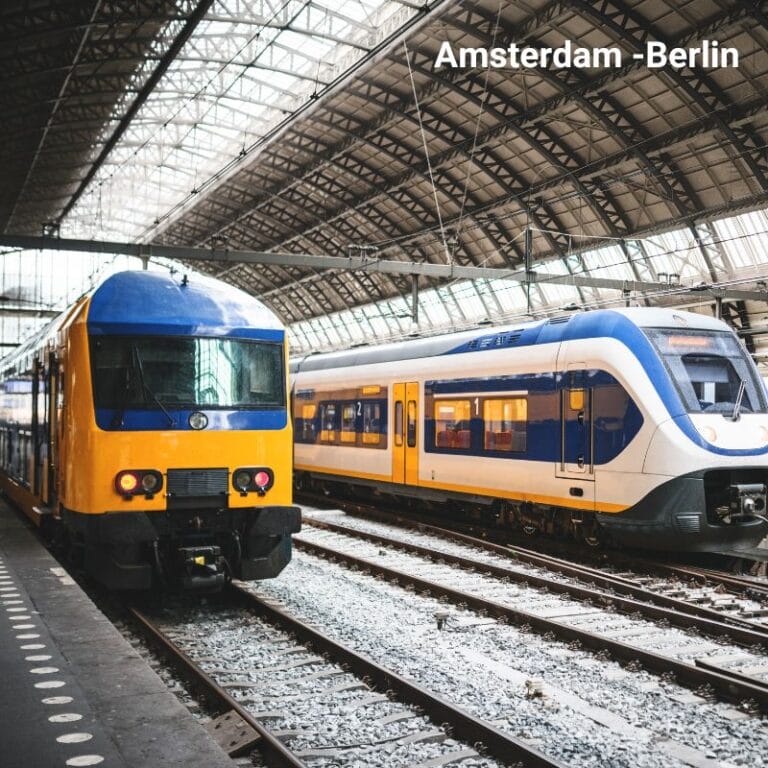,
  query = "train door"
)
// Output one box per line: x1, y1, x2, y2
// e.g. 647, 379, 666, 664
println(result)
556, 368, 595, 484
31, 360, 41, 496
392, 382, 419, 485
46, 352, 59, 510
